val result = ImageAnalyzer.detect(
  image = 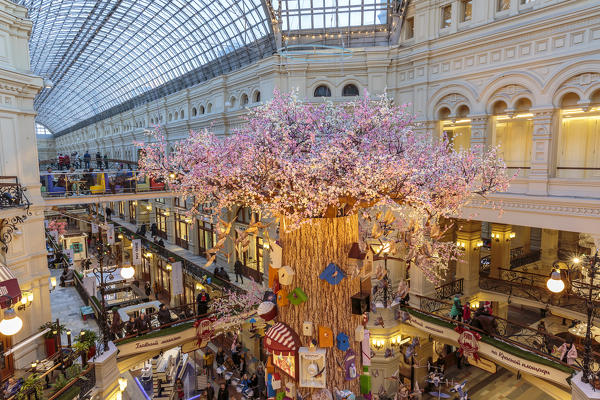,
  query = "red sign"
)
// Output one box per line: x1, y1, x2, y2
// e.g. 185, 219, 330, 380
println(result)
455, 326, 481, 361
195, 317, 215, 347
